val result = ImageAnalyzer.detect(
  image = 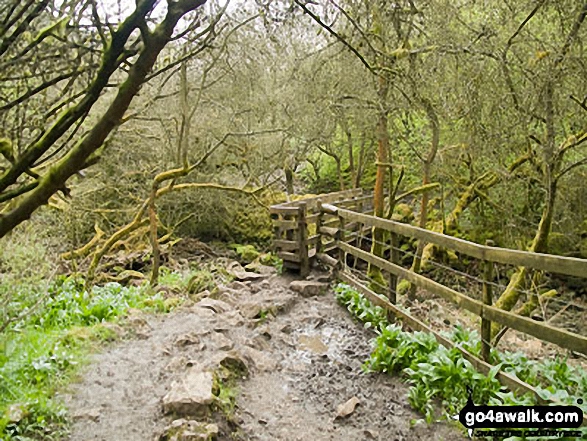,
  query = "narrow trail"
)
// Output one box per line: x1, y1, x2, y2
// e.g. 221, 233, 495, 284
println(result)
62, 273, 465, 441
